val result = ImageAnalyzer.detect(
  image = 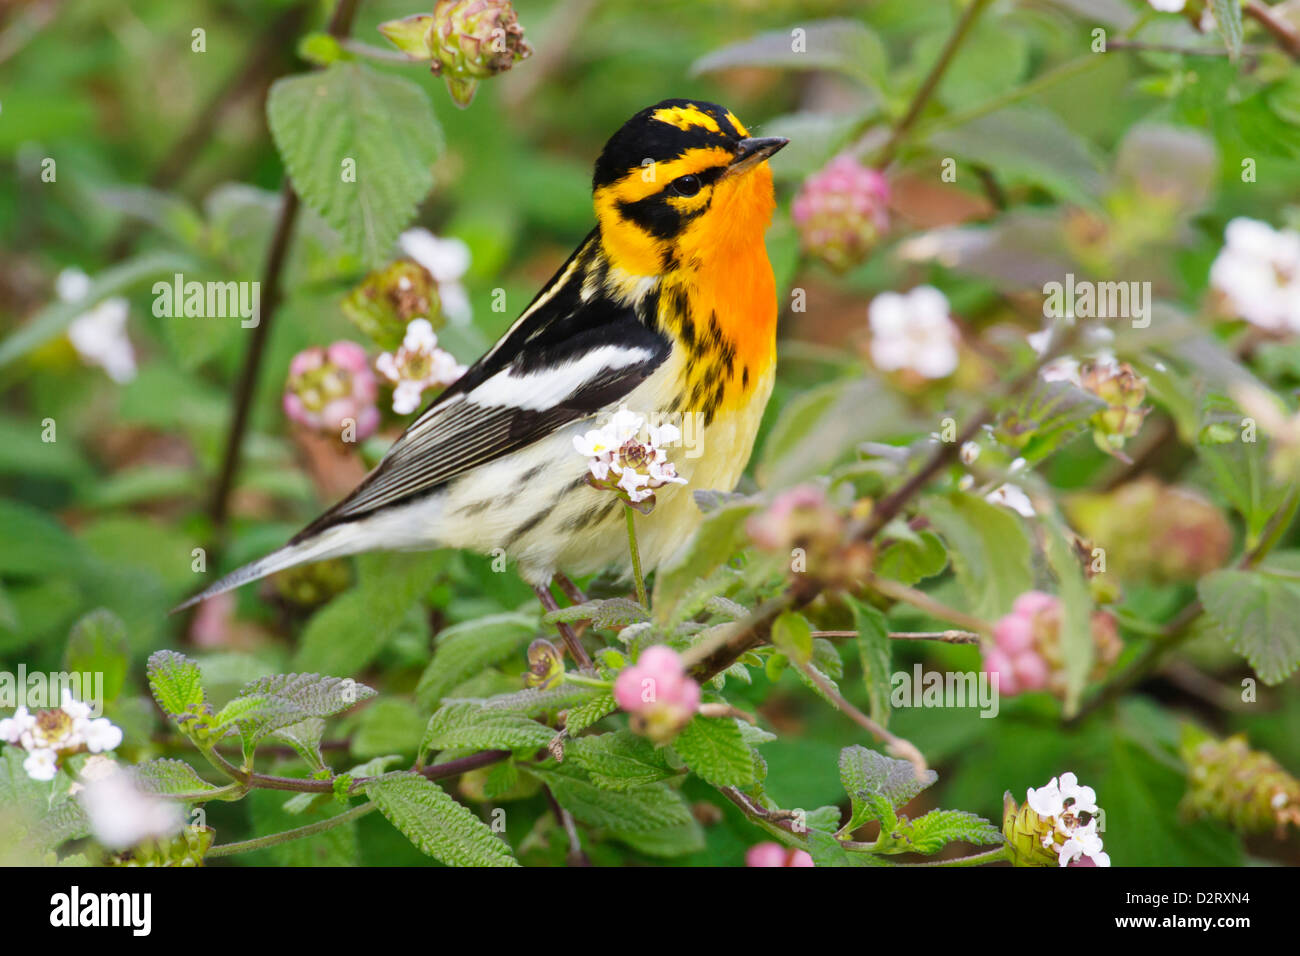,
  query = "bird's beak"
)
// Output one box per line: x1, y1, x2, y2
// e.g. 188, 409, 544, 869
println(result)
725, 136, 789, 176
